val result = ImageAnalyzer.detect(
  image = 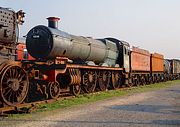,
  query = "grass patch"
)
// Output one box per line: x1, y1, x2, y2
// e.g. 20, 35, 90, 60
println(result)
35, 80, 180, 112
